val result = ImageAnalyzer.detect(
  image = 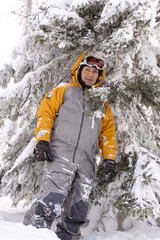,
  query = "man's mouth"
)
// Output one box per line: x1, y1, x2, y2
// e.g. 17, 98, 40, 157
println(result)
86, 78, 93, 81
